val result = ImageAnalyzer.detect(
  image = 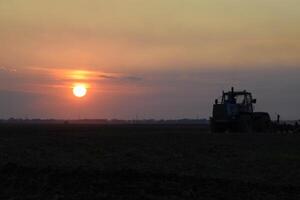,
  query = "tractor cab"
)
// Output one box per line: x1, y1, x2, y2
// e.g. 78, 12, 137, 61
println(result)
213, 87, 256, 120
221, 89, 256, 113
